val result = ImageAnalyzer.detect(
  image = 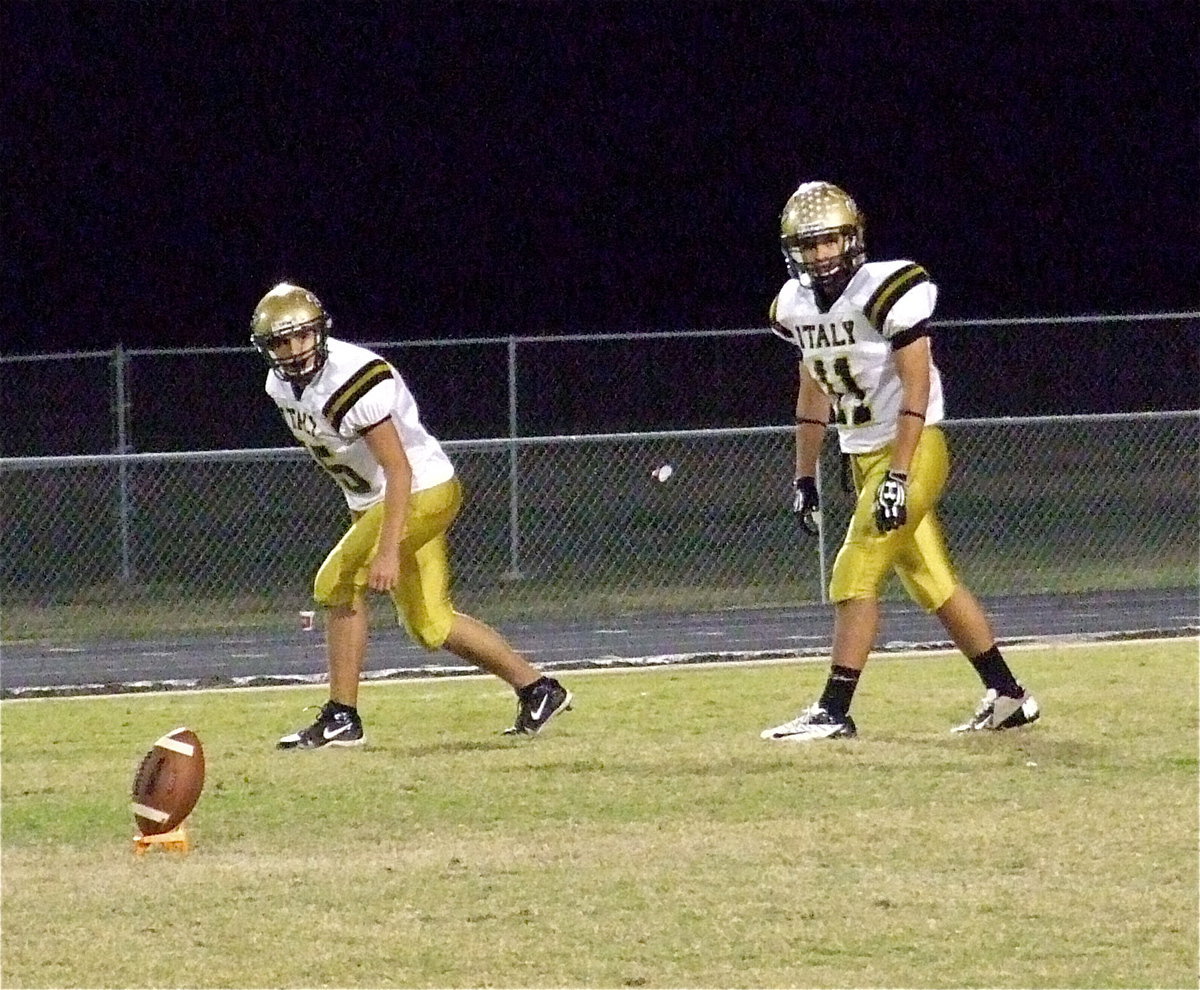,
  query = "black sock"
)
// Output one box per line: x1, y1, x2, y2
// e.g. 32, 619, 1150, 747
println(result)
818, 665, 861, 719
969, 646, 1022, 698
